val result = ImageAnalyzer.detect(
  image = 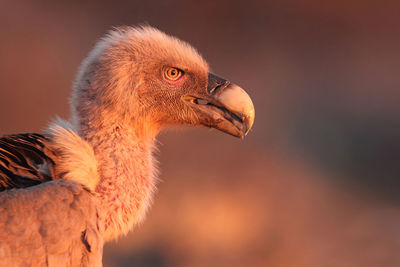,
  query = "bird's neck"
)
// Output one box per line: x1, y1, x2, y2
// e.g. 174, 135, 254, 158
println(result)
81, 123, 158, 241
